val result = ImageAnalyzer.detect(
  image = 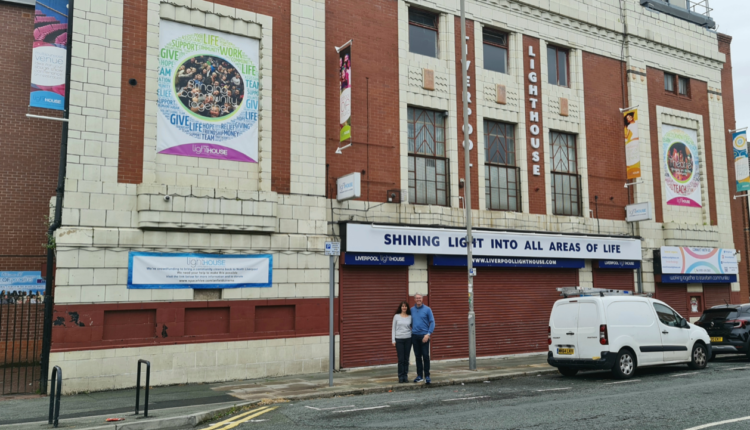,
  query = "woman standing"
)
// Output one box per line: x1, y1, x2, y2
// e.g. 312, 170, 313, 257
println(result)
392, 301, 412, 383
